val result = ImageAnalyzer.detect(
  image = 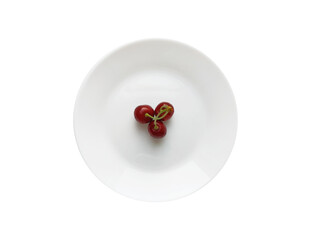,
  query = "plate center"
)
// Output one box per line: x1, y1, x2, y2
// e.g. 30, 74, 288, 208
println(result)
103, 66, 207, 172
